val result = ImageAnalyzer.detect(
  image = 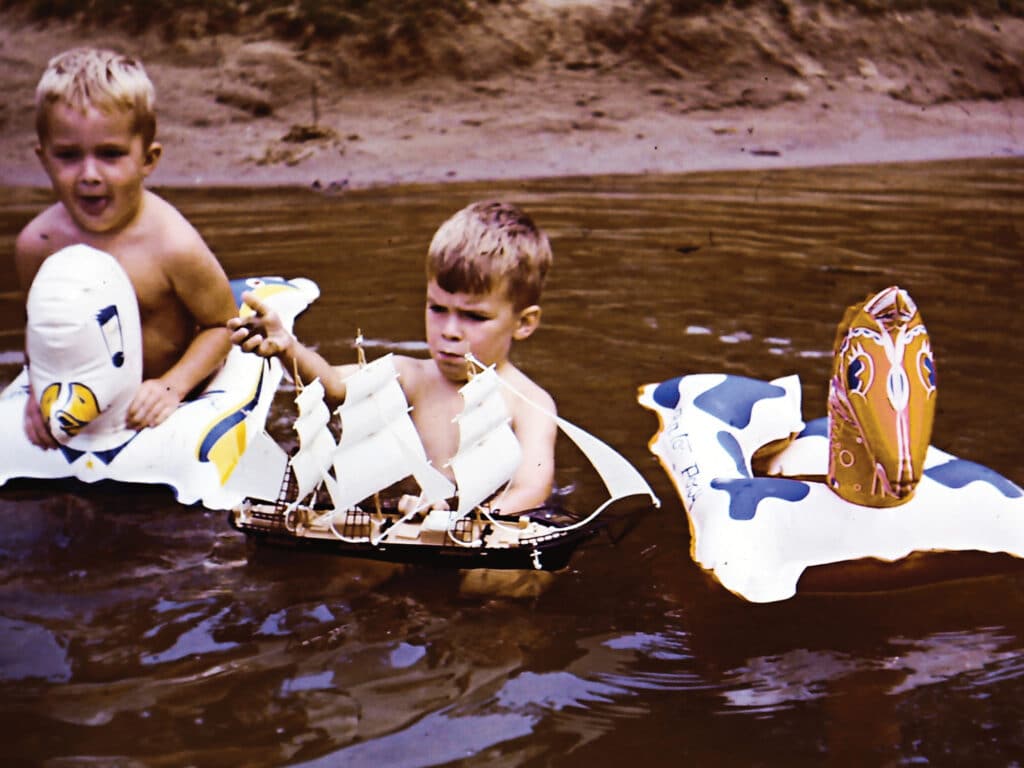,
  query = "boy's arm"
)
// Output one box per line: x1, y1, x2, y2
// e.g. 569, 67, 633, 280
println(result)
14, 220, 59, 448
127, 245, 236, 428
14, 219, 51, 292
130, 324, 232, 424
491, 387, 557, 515
228, 291, 353, 406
